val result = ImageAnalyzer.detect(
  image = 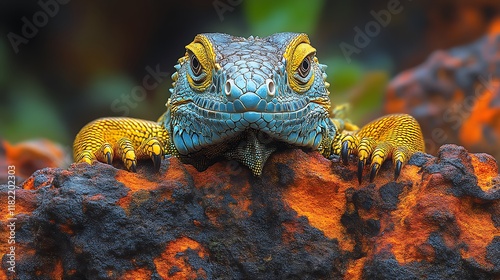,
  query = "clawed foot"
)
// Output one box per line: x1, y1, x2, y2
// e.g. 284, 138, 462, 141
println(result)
336, 134, 408, 183
115, 137, 164, 172
73, 118, 169, 172
332, 114, 424, 183
76, 137, 164, 172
